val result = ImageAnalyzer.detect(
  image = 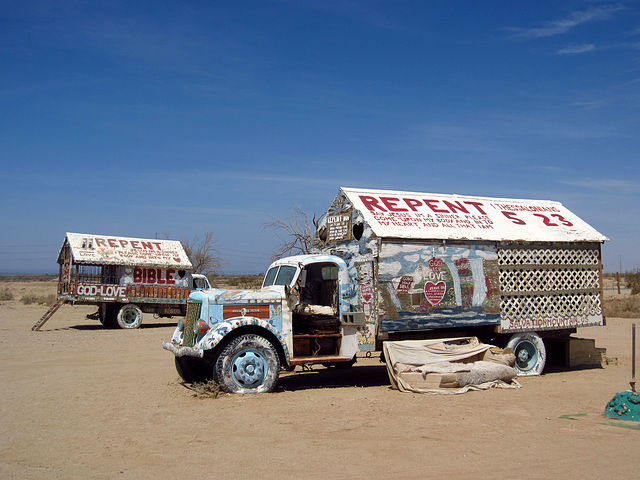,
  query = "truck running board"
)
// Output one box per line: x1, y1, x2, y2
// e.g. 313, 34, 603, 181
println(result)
32, 300, 64, 331
289, 355, 353, 366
